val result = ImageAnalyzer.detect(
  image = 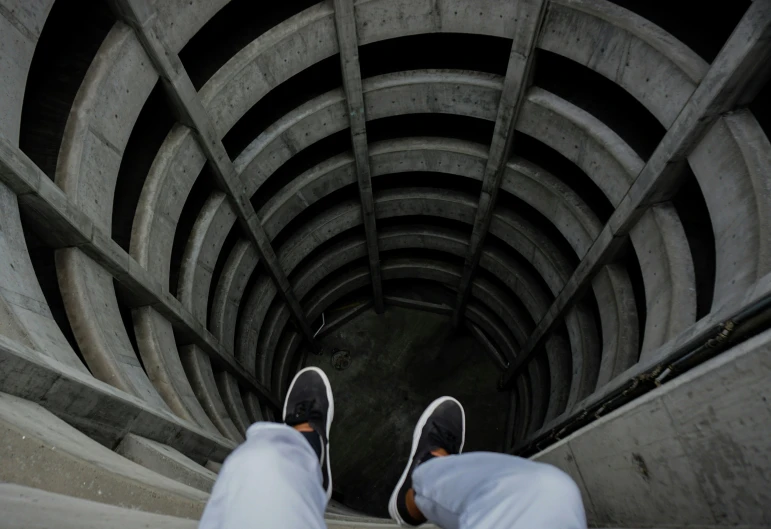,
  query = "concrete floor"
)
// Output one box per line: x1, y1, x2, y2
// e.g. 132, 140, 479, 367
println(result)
305, 306, 508, 517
